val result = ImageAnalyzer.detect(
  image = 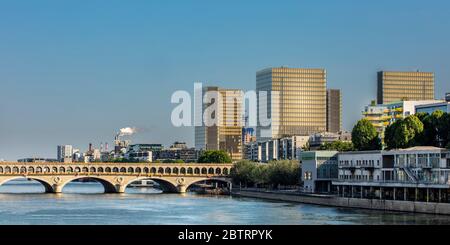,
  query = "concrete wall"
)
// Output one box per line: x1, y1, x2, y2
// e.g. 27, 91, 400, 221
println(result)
234, 189, 450, 215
